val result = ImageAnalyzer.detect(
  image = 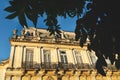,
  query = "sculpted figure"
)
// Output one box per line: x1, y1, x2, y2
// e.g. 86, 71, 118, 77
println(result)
13, 29, 18, 38
13, 29, 17, 35
21, 29, 25, 35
